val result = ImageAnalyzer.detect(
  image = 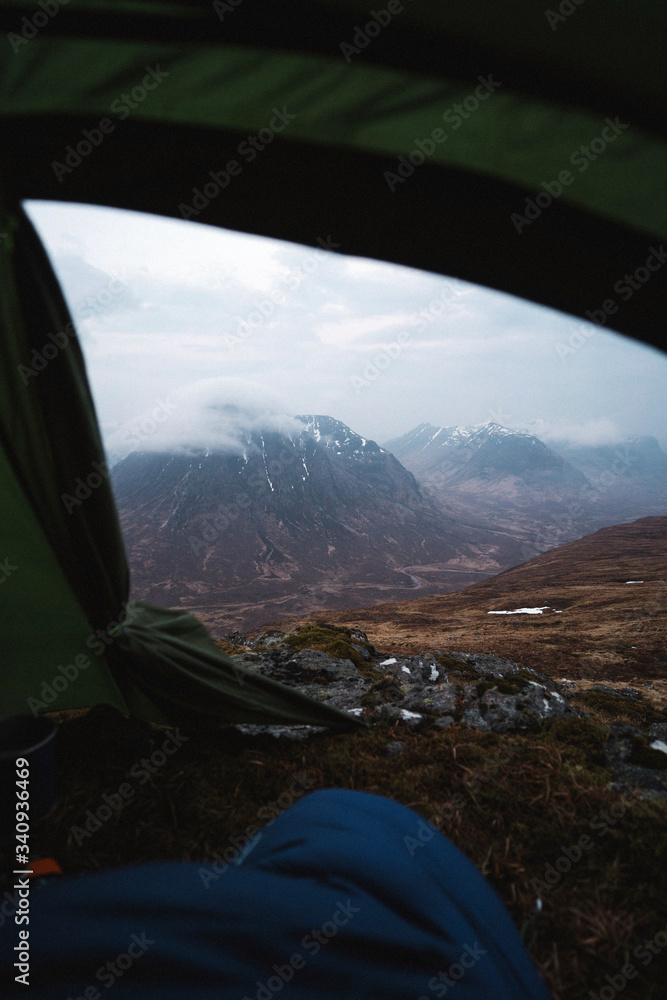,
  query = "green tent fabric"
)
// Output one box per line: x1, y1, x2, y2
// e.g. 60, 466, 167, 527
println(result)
0, 0, 664, 725
0, 195, 364, 728
0, 0, 665, 348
